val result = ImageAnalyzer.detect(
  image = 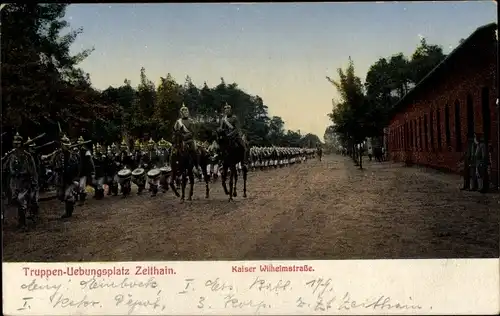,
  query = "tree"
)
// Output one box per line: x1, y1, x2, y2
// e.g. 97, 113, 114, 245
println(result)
154, 73, 183, 140
409, 37, 446, 84
1, 4, 322, 148
268, 116, 285, 144
1, 4, 102, 136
